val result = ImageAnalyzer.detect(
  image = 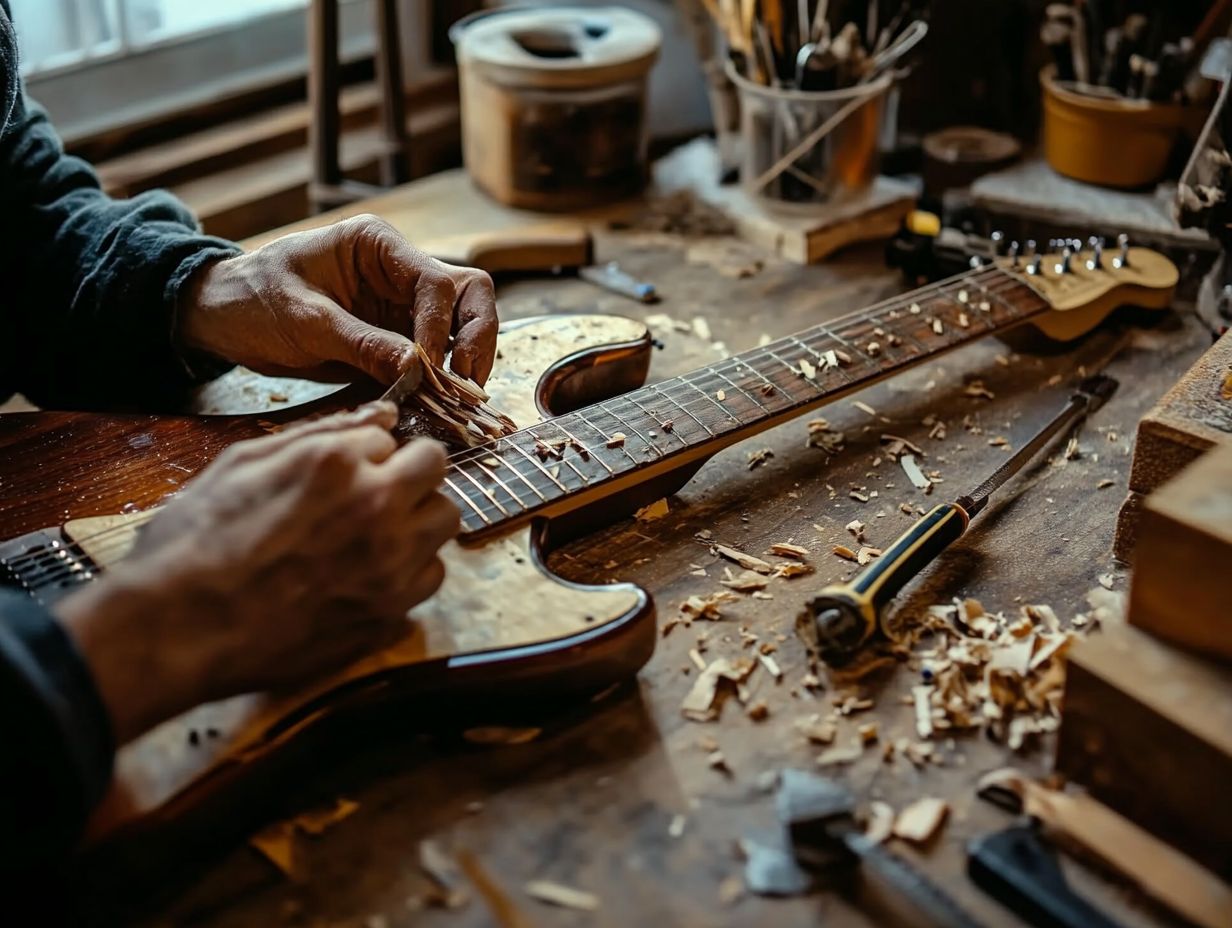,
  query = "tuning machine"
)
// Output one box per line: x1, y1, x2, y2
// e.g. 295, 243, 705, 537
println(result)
1112, 234, 1130, 269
